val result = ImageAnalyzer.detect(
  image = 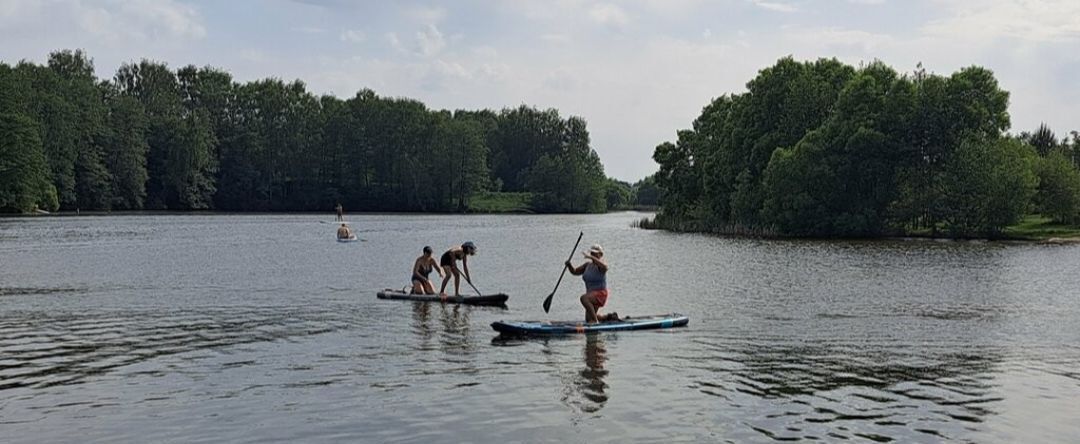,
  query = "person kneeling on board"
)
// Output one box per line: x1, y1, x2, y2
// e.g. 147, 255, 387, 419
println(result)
566, 244, 618, 323
412, 246, 444, 294
439, 241, 477, 297
336, 223, 353, 239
